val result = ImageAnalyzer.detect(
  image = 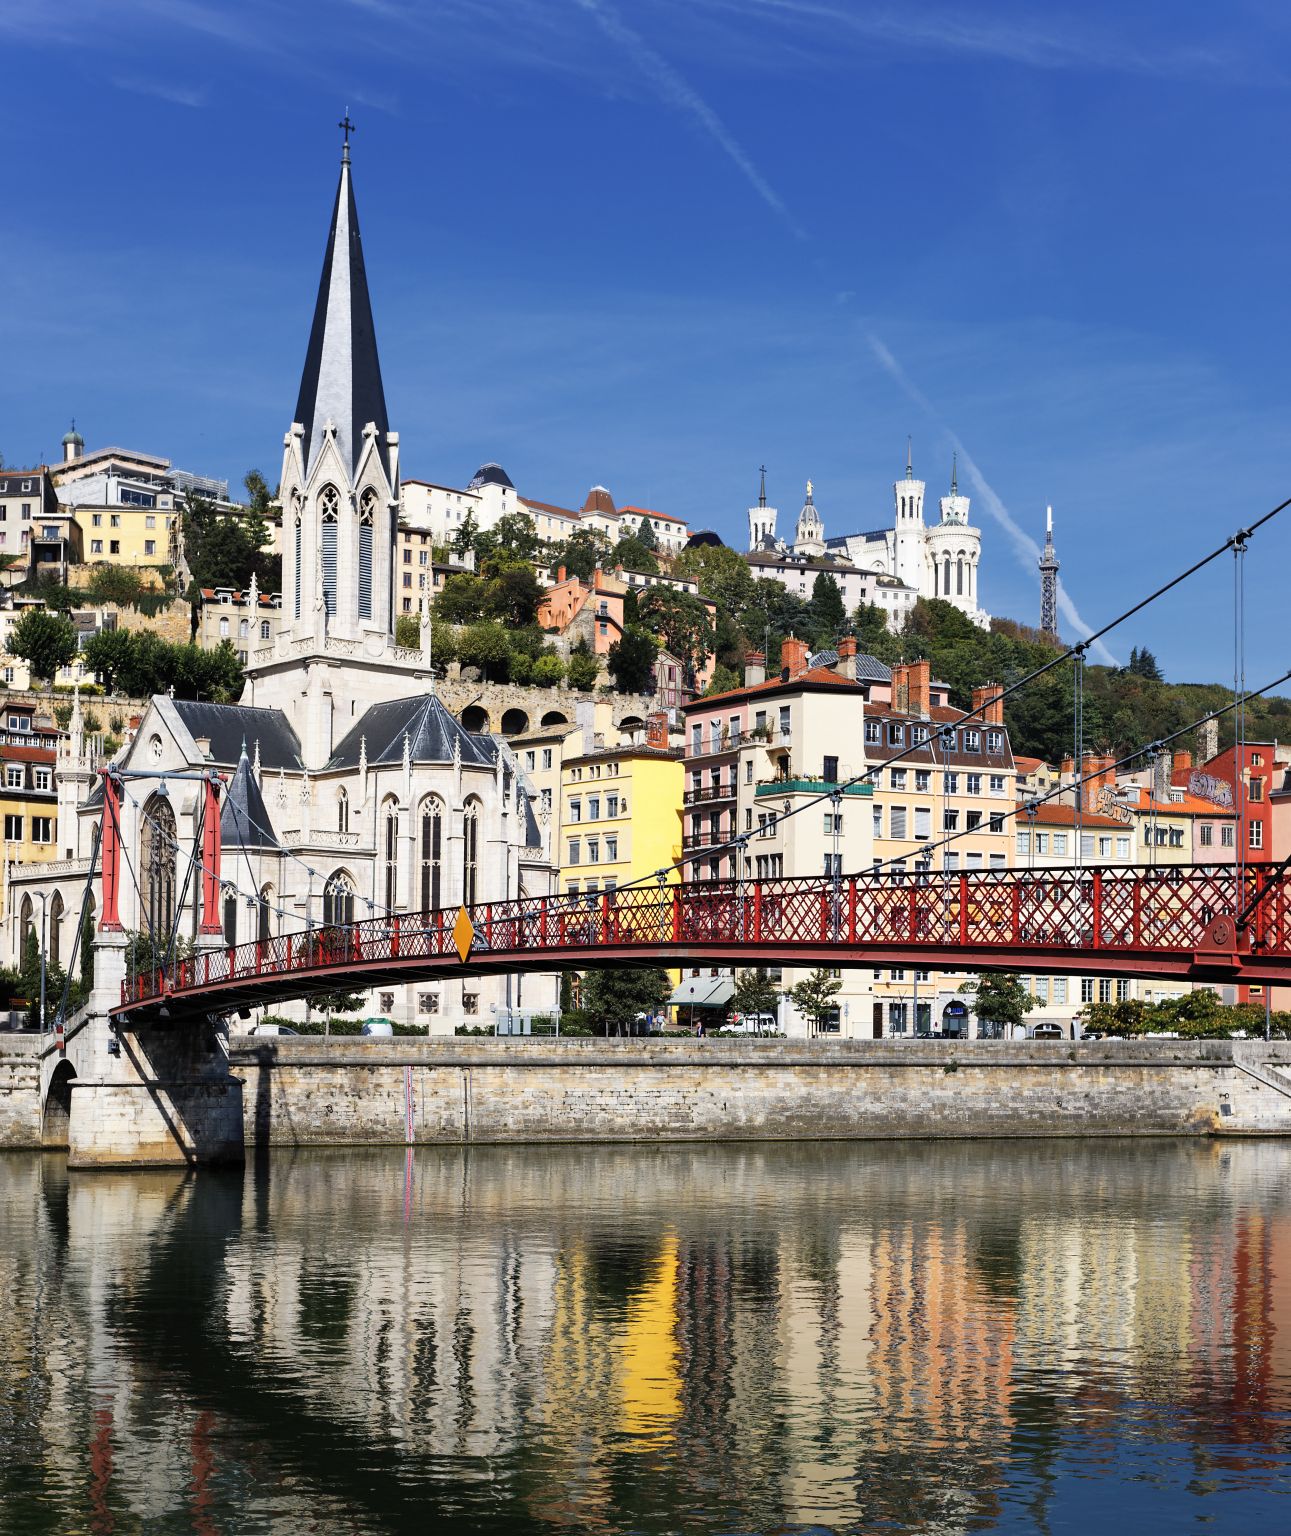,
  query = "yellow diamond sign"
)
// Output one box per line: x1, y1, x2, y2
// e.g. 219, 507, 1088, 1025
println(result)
453, 906, 475, 963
